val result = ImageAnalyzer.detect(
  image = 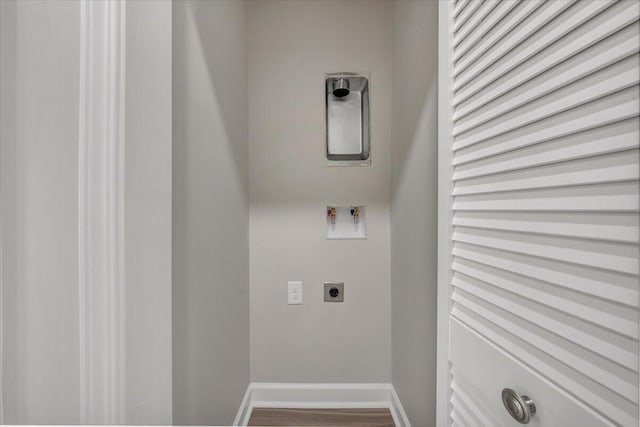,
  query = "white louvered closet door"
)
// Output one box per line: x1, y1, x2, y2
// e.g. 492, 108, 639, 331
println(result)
439, 1, 640, 426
